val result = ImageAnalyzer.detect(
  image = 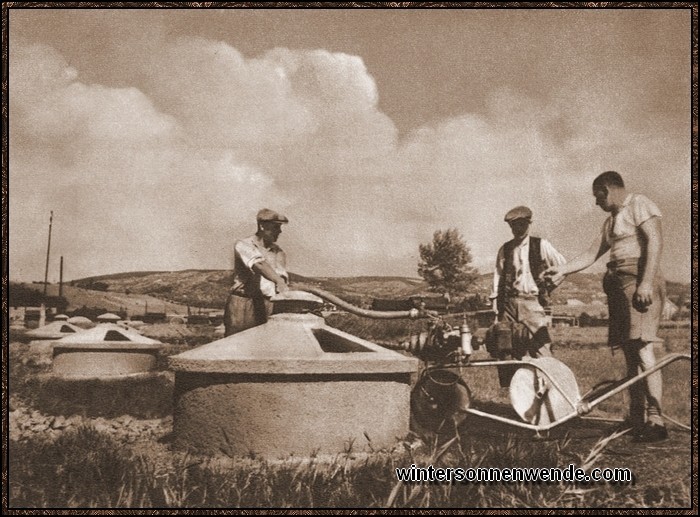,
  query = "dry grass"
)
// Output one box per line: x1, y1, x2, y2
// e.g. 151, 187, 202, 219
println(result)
7, 325, 692, 509
10, 421, 690, 508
